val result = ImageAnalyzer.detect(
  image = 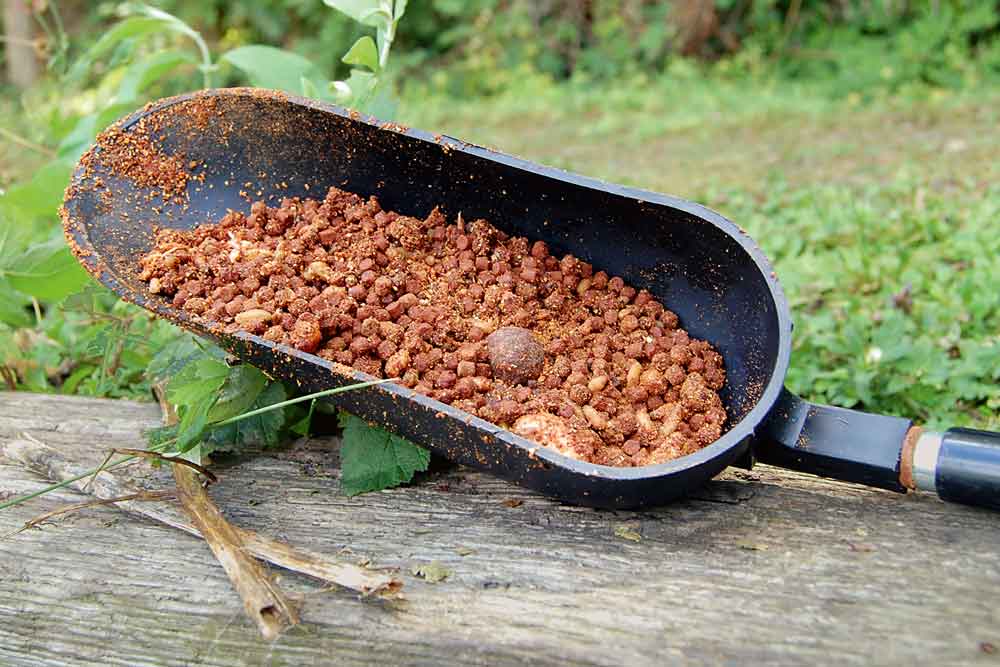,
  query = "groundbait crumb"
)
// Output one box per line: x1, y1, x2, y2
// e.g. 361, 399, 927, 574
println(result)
138, 186, 727, 466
